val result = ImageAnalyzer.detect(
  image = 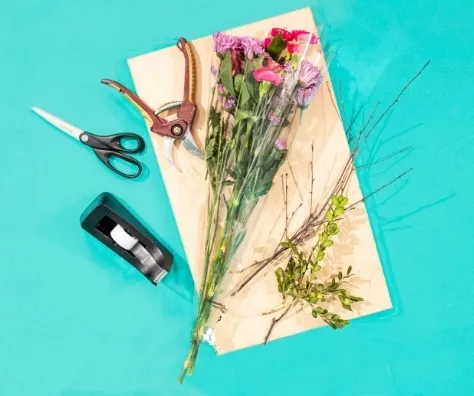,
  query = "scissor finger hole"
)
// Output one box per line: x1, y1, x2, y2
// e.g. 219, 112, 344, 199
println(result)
109, 155, 140, 176
119, 136, 140, 151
